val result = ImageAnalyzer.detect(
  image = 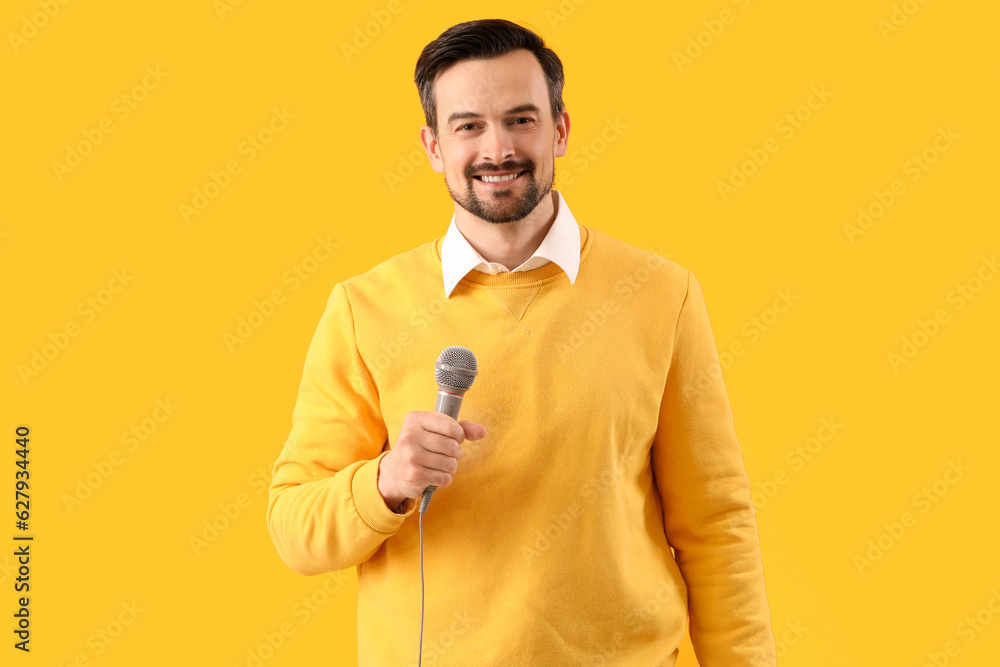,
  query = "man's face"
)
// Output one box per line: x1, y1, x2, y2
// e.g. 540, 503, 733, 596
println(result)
420, 49, 569, 224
